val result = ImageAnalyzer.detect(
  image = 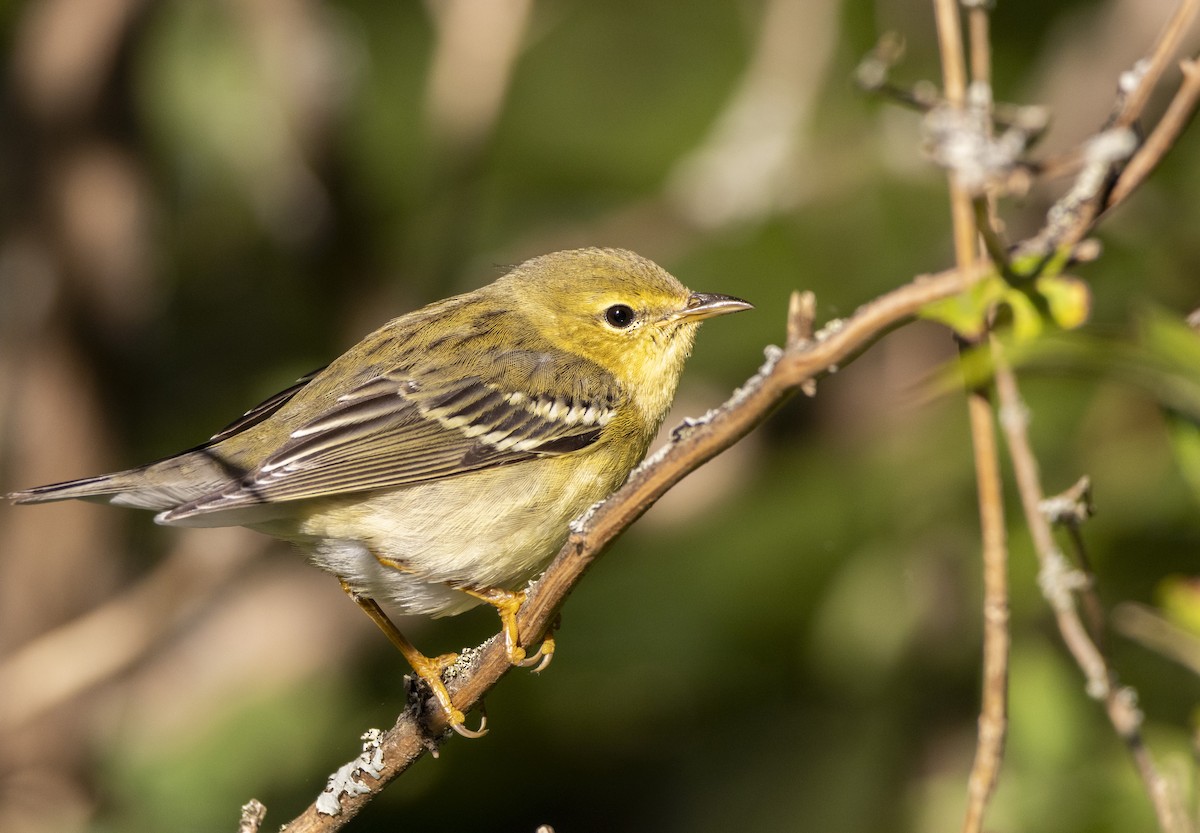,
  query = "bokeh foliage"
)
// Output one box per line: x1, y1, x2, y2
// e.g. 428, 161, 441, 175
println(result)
2, 1, 1199, 832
